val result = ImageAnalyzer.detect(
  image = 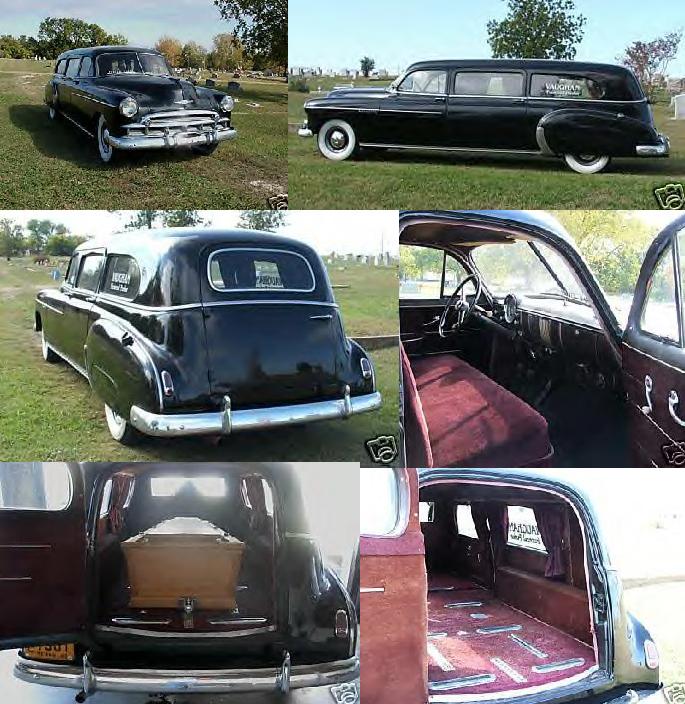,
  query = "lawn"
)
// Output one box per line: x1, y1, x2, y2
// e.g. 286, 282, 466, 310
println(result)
0, 256, 399, 465
0, 58, 287, 208
288, 77, 685, 209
